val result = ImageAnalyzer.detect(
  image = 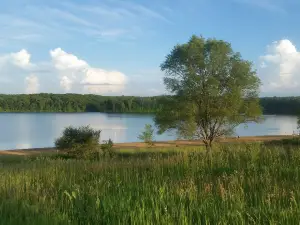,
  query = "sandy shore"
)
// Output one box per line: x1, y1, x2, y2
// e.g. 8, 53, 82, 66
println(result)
0, 135, 294, 156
